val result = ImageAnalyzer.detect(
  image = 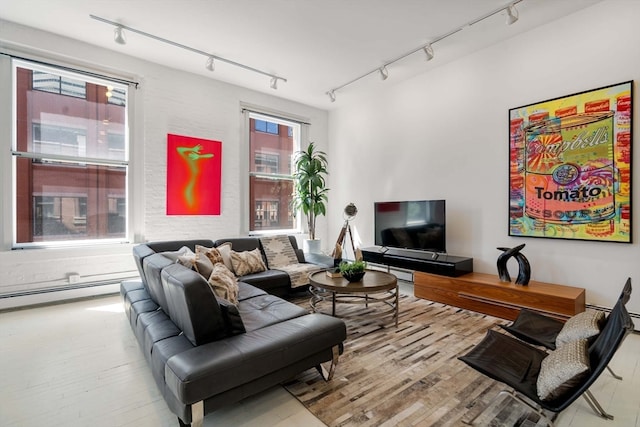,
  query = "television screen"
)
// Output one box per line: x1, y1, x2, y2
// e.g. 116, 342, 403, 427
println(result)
374, 200, 446, 253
